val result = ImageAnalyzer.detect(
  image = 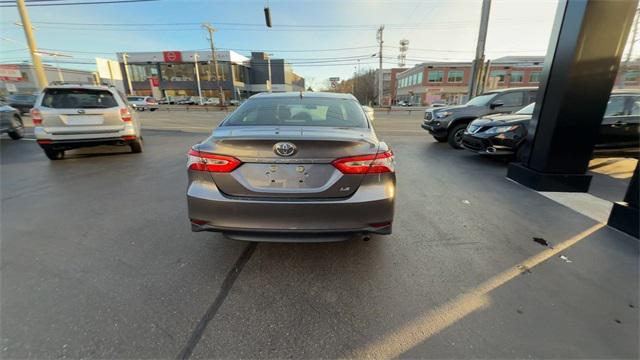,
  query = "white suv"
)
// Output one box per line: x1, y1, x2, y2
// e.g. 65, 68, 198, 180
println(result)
32, 84, 142, 160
